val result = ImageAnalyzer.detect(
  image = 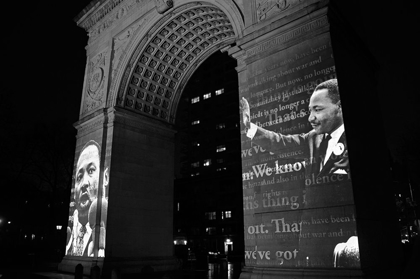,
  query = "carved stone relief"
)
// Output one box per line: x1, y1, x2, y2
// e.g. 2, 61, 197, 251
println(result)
112, 19, 144, 80
256, 0, 303, 22
155, 0, 174, 14
82, 50, 108, 116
